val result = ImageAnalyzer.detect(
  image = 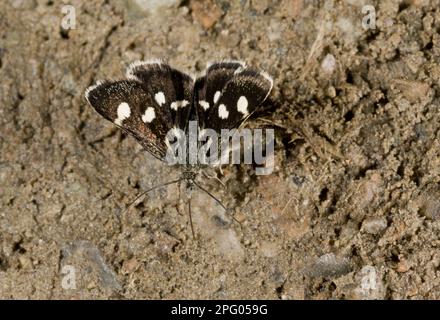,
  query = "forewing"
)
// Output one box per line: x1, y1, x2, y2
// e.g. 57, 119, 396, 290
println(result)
196, 65, 273, 131
194, 61, 245, 129
85, 79, 171, 160
126, 60, 195, 131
